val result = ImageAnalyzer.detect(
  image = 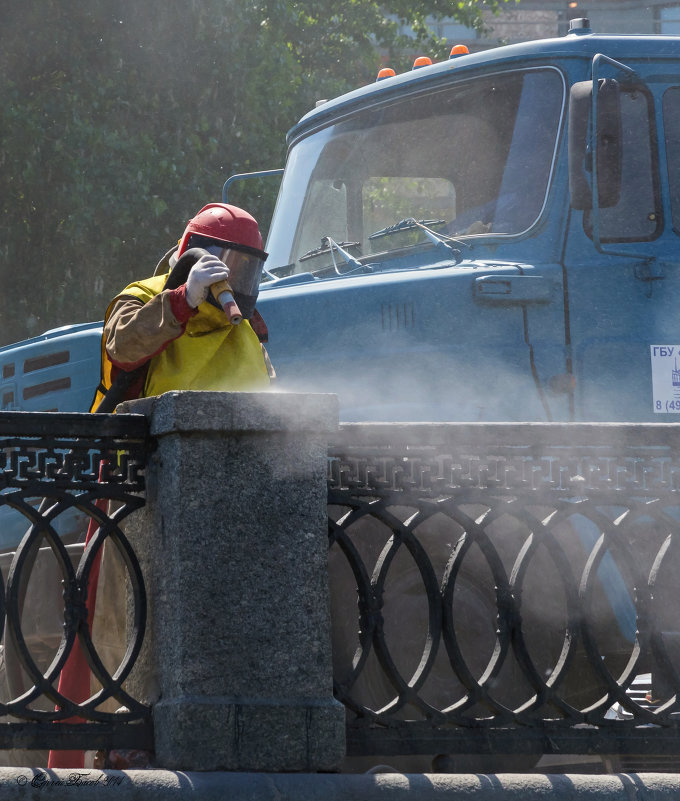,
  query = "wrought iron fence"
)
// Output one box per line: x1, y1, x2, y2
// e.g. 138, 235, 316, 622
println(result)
327, 423, 680, 762
0, 411, 151, 751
